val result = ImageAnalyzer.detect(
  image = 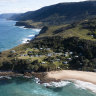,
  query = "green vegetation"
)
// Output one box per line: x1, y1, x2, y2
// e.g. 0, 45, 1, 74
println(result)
1, 1, 96, 73
16, 20, 43, 28
13, 1, 96, 28
1, 19, 96, 73
35, 20, 96, 41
